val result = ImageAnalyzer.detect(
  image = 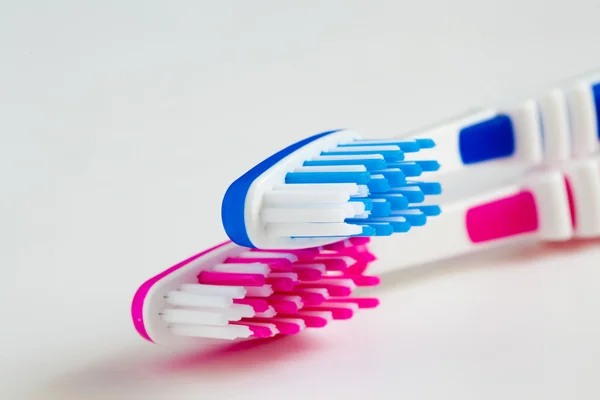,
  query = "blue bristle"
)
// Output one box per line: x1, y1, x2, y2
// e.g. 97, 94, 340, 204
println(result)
366, 176, 390, 193
414, 160, 441, 172
409, 205, 441, 216
391, 210, 426, 226
345, 221, 394, 236
388, 162, 423, 177
349, 197, 373, 211
371, 168, 406, 185
356, 216, 411, 232
406, 181, 442, 195
285, 171, 370, 184
370, 193, 408, 210
352, 225, 378, 237
321, 149, 404, 162
415, 138, 435, 148
303, 158, 387, 170
370, 199, 392, 217
386, 187, 425, 203
339, 140, 421, 153
393, 141, 420, 153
